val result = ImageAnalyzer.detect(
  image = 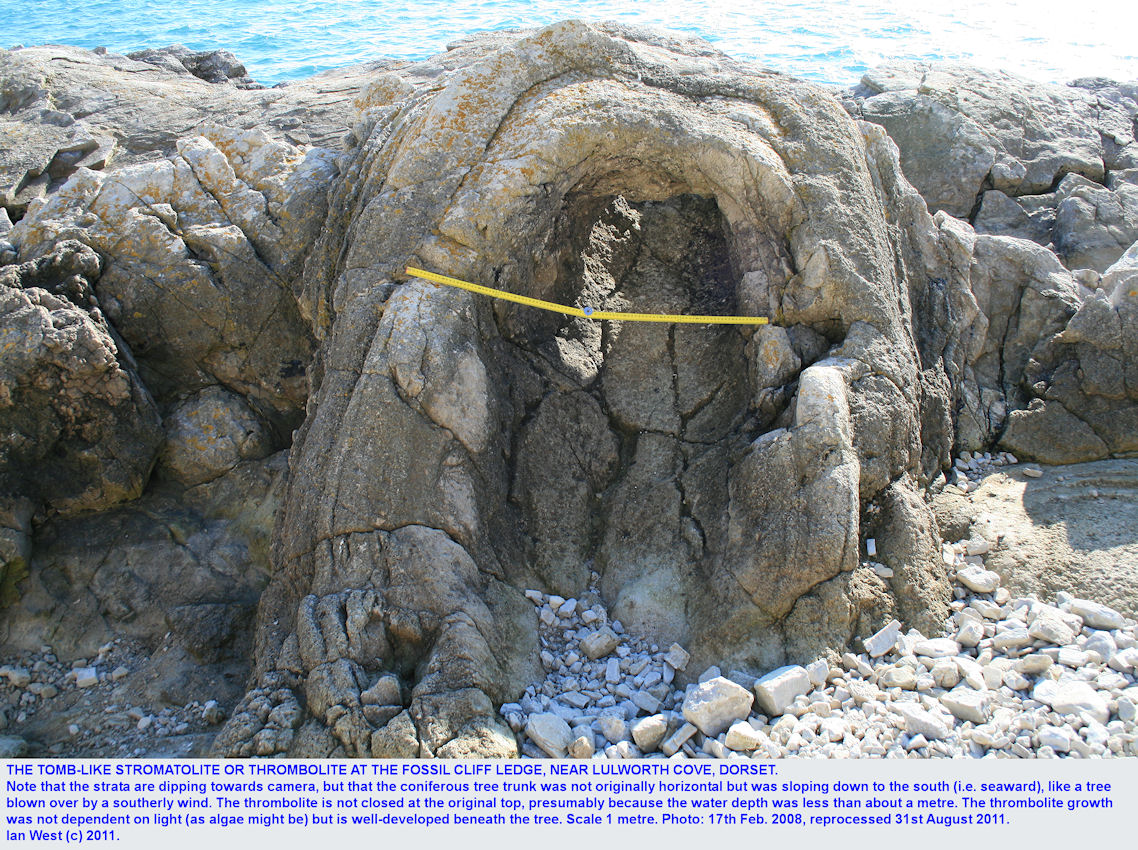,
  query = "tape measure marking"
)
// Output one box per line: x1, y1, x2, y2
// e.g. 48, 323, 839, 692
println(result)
405, 266, 768, 325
